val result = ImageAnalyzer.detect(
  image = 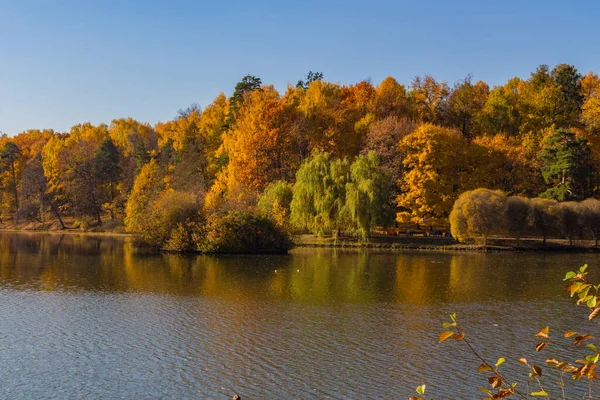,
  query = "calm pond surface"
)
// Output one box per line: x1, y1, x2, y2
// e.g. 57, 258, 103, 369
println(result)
0, 233, 599, 399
